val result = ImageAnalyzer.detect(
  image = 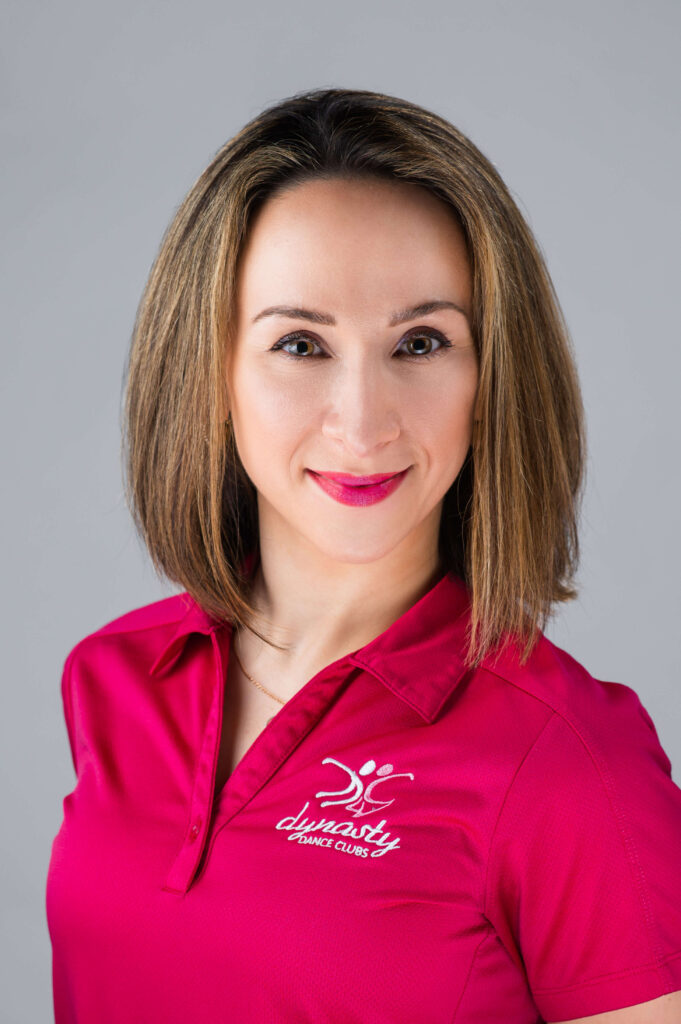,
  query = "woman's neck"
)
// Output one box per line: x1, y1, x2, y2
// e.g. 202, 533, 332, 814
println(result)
235, 544, 444, 701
